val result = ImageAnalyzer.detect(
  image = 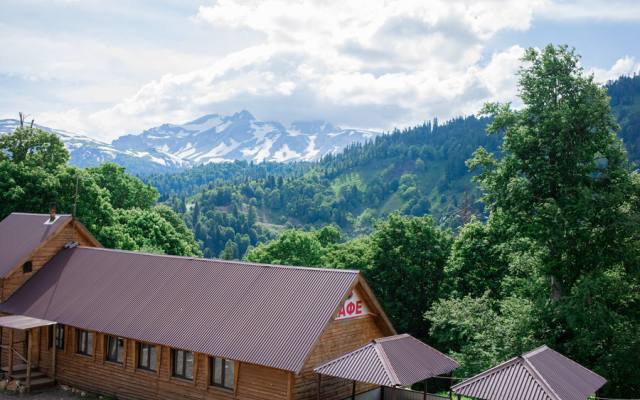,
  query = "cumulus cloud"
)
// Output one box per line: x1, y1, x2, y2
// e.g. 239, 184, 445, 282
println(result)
537, 0, 640, 21
4, 0, 636, 141
90, 0, 547, 140
588, 56, 640, 84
